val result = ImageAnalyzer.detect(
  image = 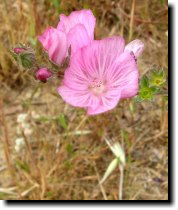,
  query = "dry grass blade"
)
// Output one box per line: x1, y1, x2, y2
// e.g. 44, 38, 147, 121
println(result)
0, 187, 17, 195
